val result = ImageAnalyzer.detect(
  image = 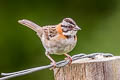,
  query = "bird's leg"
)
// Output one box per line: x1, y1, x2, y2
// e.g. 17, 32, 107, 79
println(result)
45, 52, 56, 68
64, 53, 72, 65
